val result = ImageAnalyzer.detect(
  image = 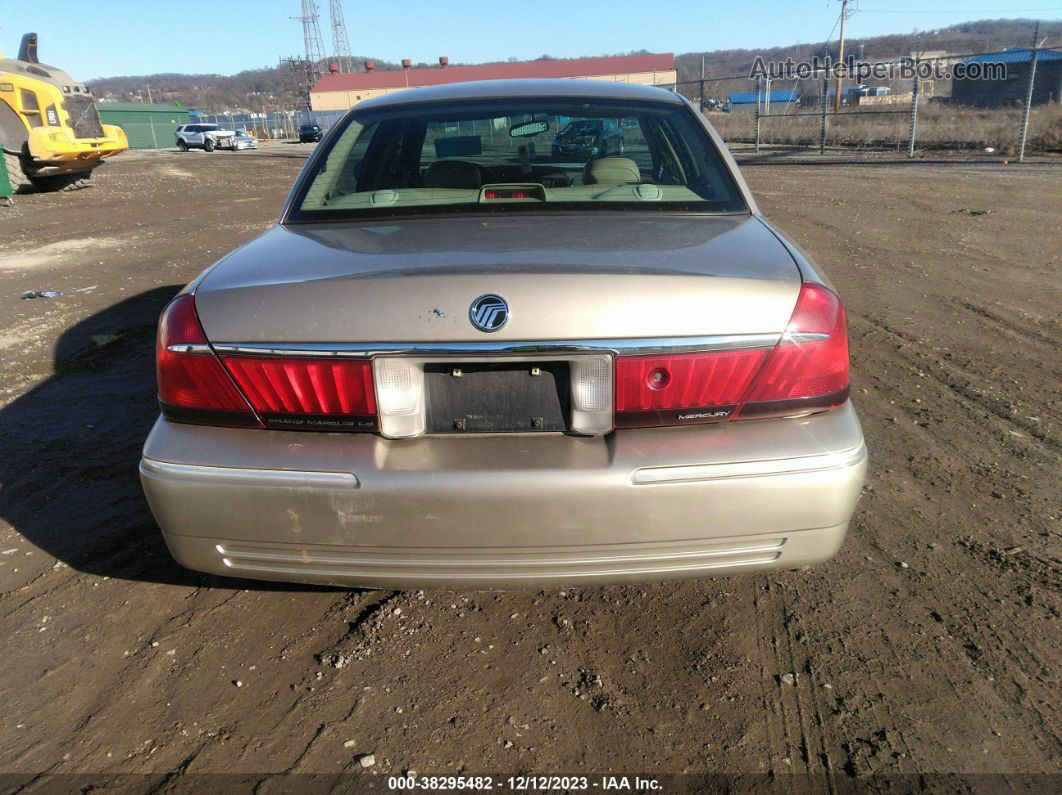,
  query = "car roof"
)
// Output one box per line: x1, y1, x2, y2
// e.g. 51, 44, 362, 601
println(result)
354, 78, 685, 111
